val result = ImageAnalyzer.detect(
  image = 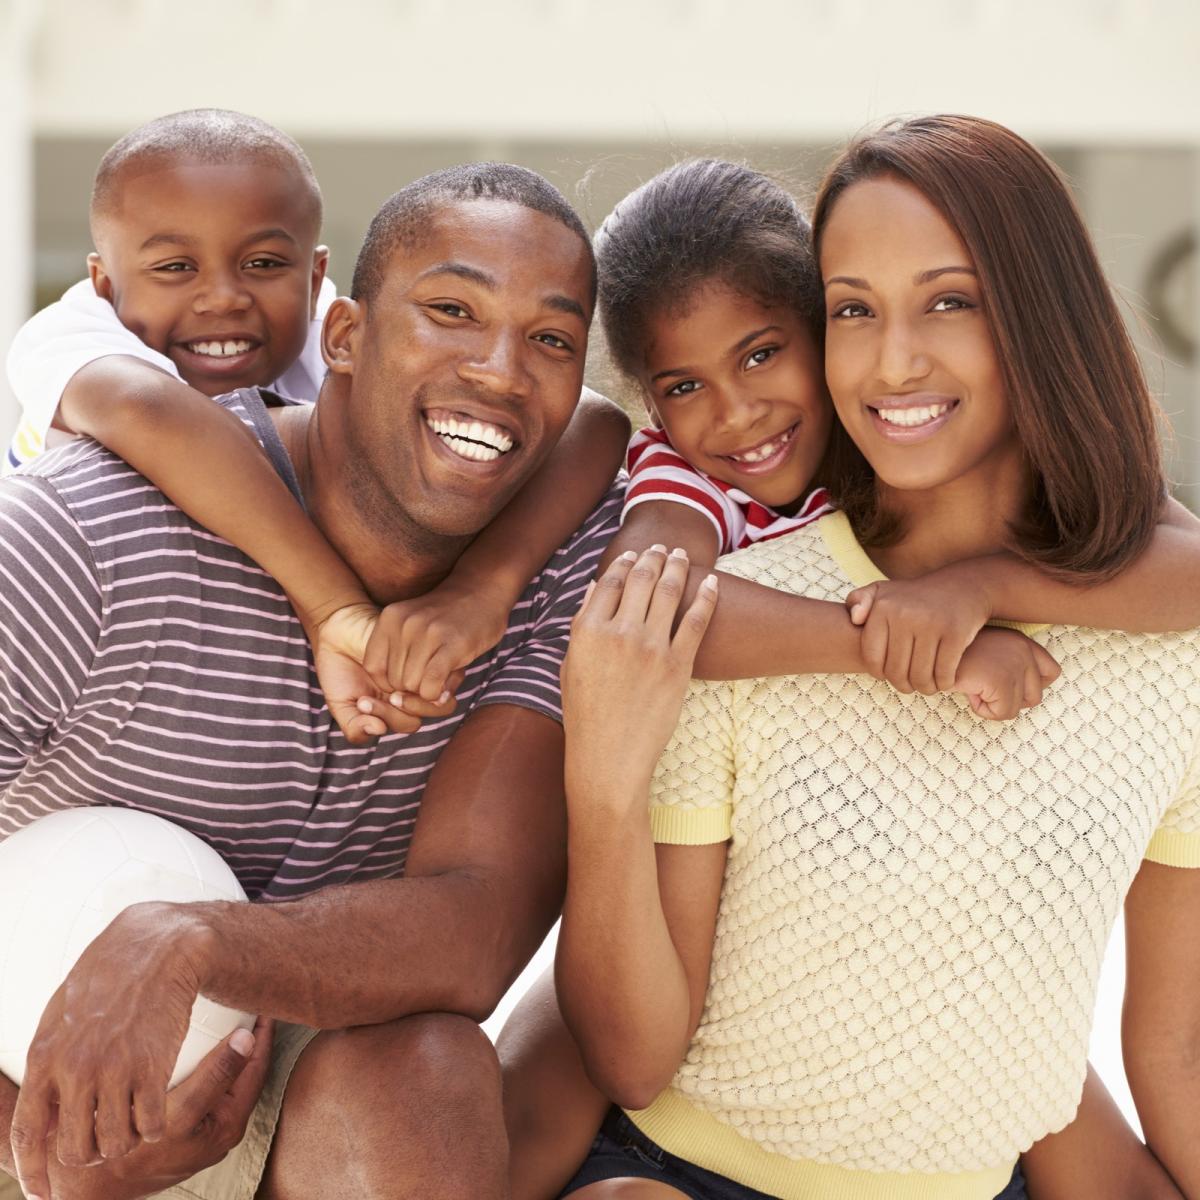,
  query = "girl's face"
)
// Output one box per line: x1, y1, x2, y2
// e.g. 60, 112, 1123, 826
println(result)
639, 284, 831, 513
821, 175, 1022, 503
